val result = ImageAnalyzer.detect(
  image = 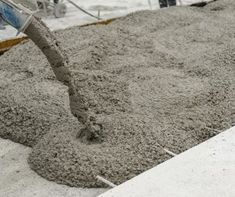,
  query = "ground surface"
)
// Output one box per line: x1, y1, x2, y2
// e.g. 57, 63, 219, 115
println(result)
0, 0, 234, 188
99, 126, 235, 197
0, 0, 210, 40
0, 138, 106, 197
0, 0, 158, 41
